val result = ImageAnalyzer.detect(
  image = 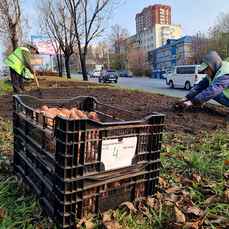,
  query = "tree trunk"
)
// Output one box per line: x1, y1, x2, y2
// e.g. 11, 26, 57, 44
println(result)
12, 25, 19, 51
65, 55, 71, 79
80, 55, 88, 81
57, 54, 62, 77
